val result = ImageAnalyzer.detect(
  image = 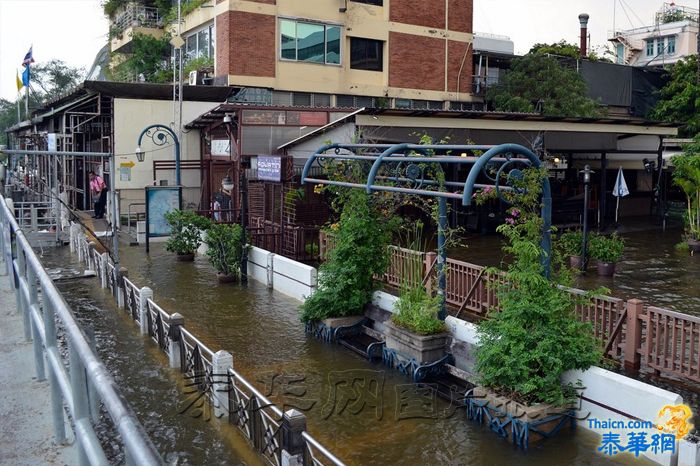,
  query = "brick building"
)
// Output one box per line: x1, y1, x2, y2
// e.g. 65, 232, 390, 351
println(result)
110, 0, 475, 110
